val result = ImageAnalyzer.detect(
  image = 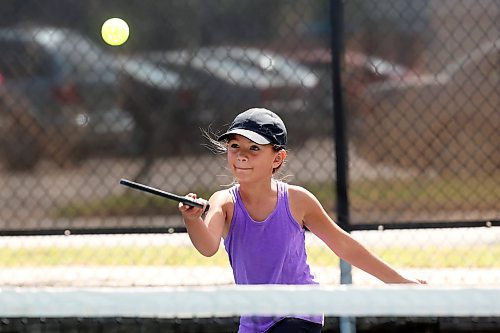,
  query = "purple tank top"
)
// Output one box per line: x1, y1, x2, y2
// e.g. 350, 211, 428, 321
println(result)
224, 181, 323, 332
